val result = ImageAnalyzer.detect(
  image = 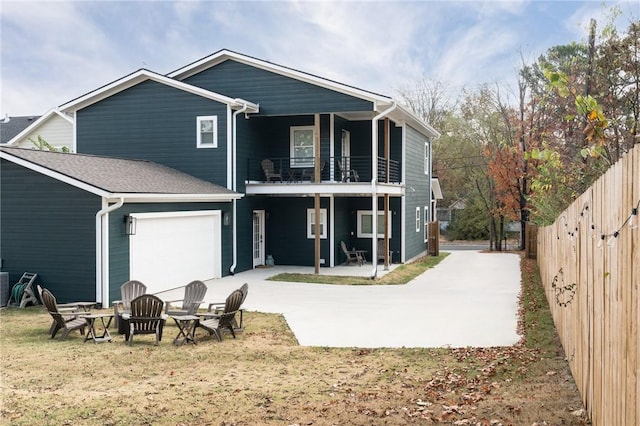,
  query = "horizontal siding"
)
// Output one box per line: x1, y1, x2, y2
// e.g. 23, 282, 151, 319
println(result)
404, 124, 430, 259
0, 160, 100, 303
15, 115, 73, 151
184, 60, 374, 116
77, 80, 229, 187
